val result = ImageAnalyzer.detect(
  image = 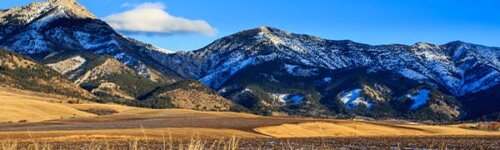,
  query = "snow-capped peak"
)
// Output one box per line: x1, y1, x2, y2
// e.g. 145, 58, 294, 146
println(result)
257, 28, 286, 46
48, 0, 76, 5
414, 42, 439, 50
4, 0, 94, 21
161, 26, 500, 97
411, 42, 449, 62
46, 0, 95, 19
151, 45, 175, 54
0, 0, 94, 33
259, 26, 272, 33
0, 0, 180, 82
